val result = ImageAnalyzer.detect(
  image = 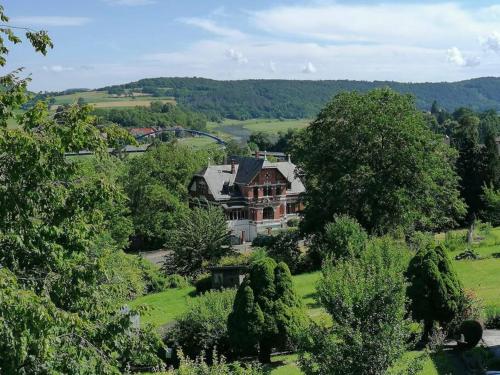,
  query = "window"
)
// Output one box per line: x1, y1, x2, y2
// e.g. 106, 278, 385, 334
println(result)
276, 185, 282, 195
263, 207, 274, 220
228, 209, 248, 221
287, 203, 296, 214
263, 185, 272, 196
253, 186, 259, 199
